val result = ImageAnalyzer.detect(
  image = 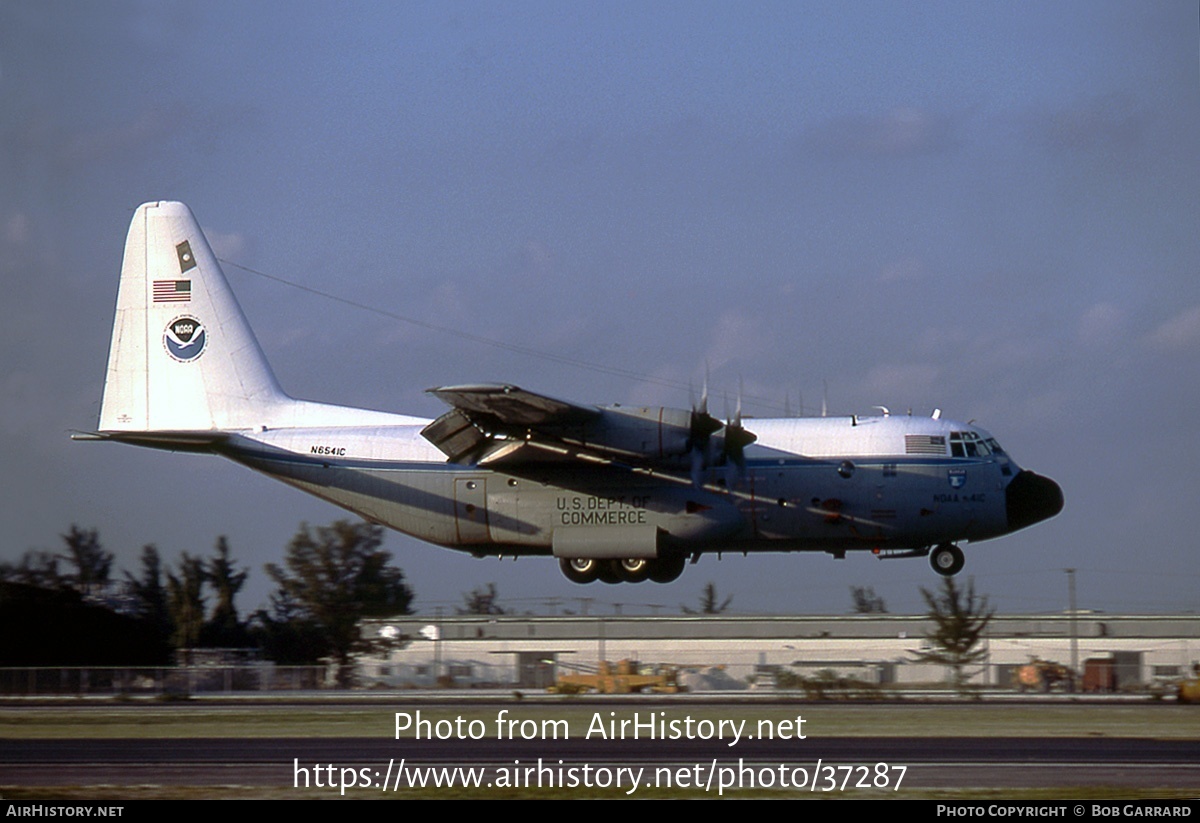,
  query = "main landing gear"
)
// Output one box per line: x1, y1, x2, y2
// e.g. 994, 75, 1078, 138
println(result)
929, 543, 965, 576
559, 556, 687, 584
